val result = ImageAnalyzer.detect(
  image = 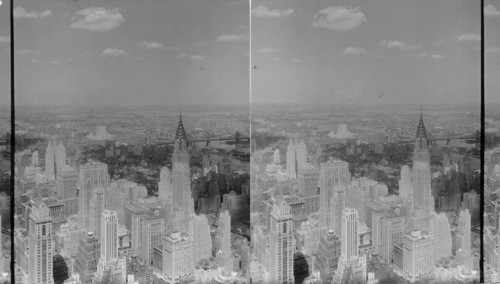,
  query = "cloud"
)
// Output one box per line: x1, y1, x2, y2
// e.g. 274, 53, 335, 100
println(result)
258, 47, 279, 54
189, 55, 204, 60
273, 57, 280, 62
312, 6, 366, 30
0, 36, 9, 43
485, 4, 500, 17
431, 54, 444, 60
71, 7, 124, 32
14, 7, 52, 19
177, 53, 187, 58
380, 40, 421, 50
50, 60, 61, 65
100, 48, 127, 57
486, 47, 500, 53
252, 5, 294, 18
137, 41, 176, 51
457, 34, 480, 41
418, 52, 428, 57
216, 34, 248, 42
292, 59, 302, 63
16, 49, 38, 55
343, 47, 367, 56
